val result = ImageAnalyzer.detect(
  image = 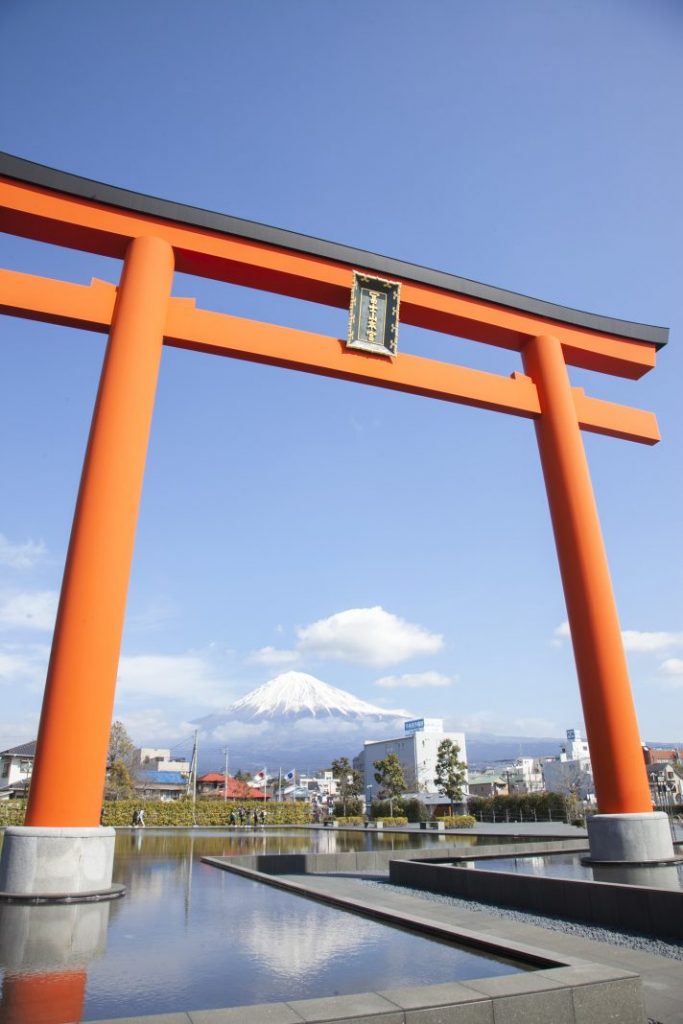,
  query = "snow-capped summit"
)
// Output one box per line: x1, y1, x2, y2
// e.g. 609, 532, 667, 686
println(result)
224, 671, 411, 720
192, 671, 413, 766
